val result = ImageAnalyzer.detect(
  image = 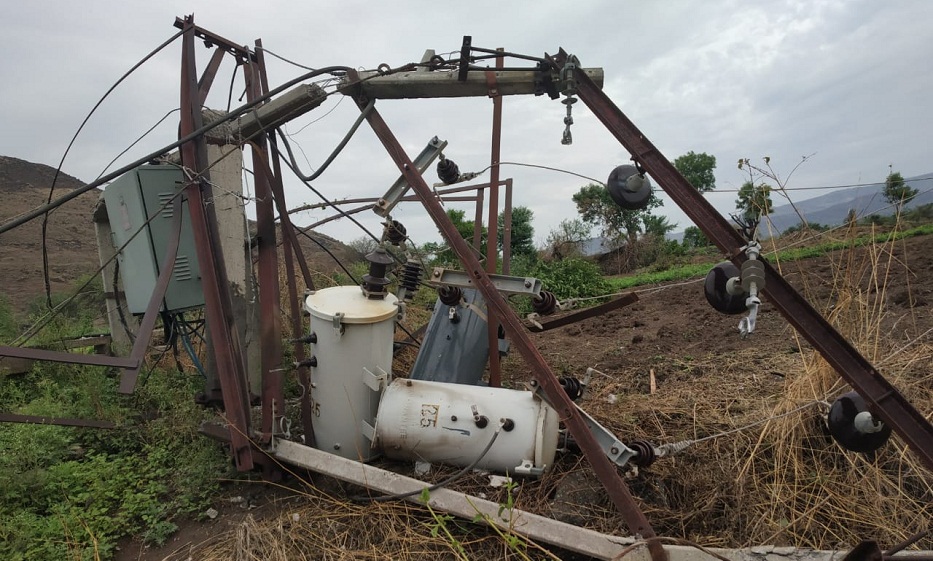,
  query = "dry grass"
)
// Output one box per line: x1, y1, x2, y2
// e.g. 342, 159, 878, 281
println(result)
175, 226, 931, 559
